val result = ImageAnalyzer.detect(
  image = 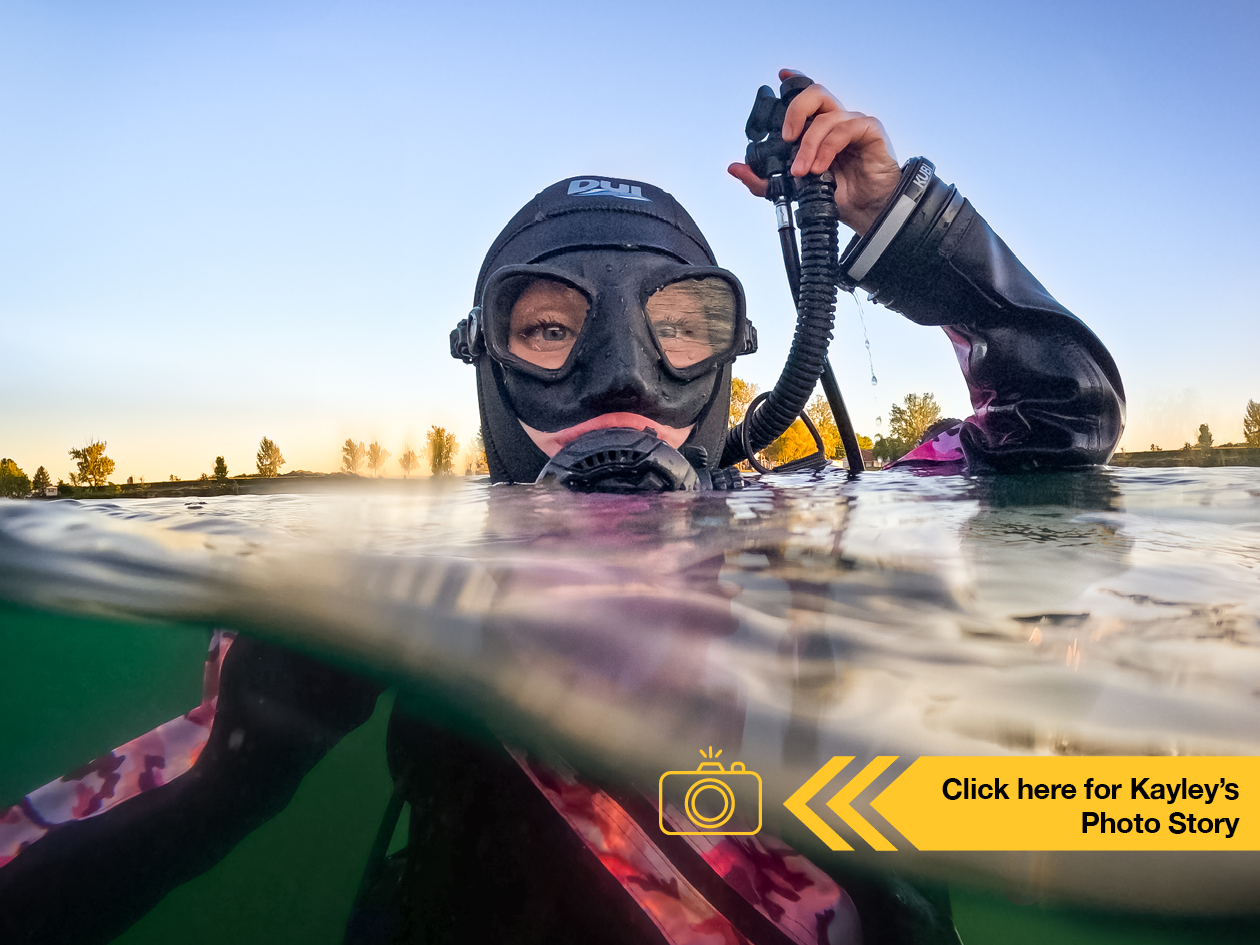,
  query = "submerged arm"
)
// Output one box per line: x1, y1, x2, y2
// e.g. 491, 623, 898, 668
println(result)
0, 636, 381, 945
